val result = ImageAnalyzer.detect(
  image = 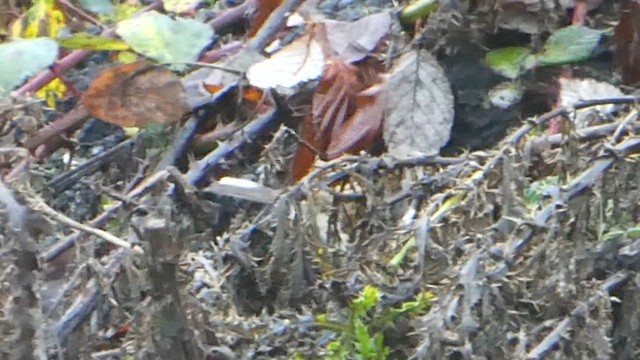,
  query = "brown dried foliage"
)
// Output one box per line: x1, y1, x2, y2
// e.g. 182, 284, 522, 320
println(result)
290, 59, 385, 182
82, 61, 190, 128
